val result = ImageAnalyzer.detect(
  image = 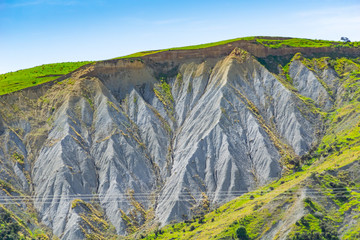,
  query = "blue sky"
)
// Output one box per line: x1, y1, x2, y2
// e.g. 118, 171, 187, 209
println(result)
1, 0, 360, 74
